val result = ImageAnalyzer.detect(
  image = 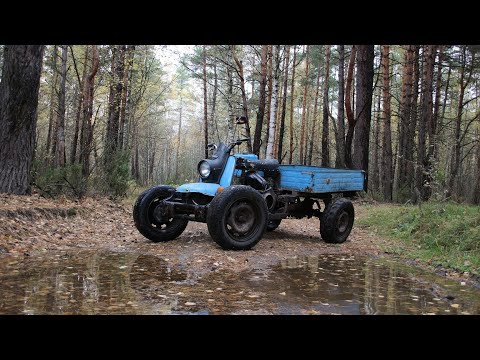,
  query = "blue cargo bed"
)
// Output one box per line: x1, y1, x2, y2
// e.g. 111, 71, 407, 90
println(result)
278, 165, 365, 194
